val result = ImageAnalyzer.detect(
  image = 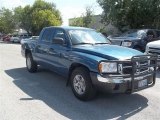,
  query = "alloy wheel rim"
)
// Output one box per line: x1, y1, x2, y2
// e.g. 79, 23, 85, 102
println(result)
73, 74, 86, 95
